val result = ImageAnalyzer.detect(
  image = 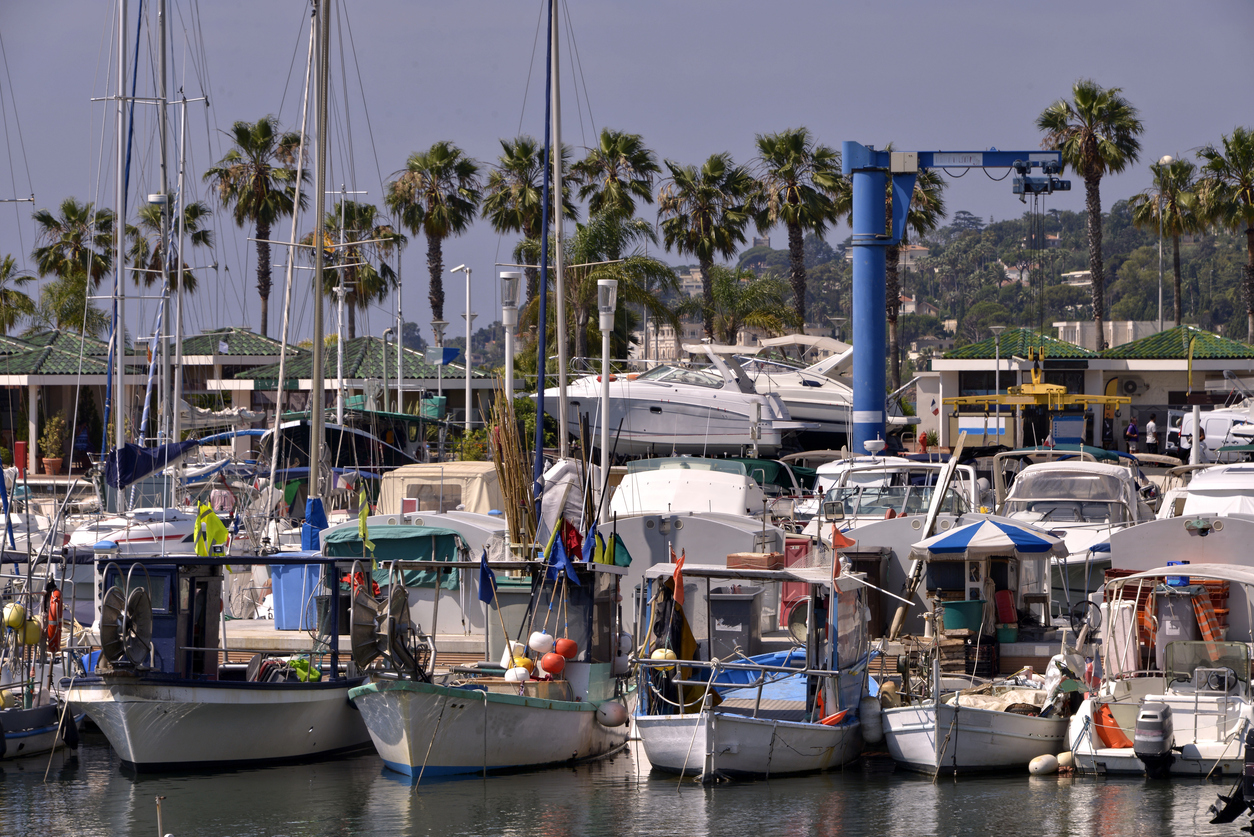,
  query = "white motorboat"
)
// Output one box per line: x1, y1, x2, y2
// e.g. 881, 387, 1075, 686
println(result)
65, 555, 371, 770
348, 559, 632, 779
545, 343, 809, 457
633, 563, 868, 779
740, 336, 854, 435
